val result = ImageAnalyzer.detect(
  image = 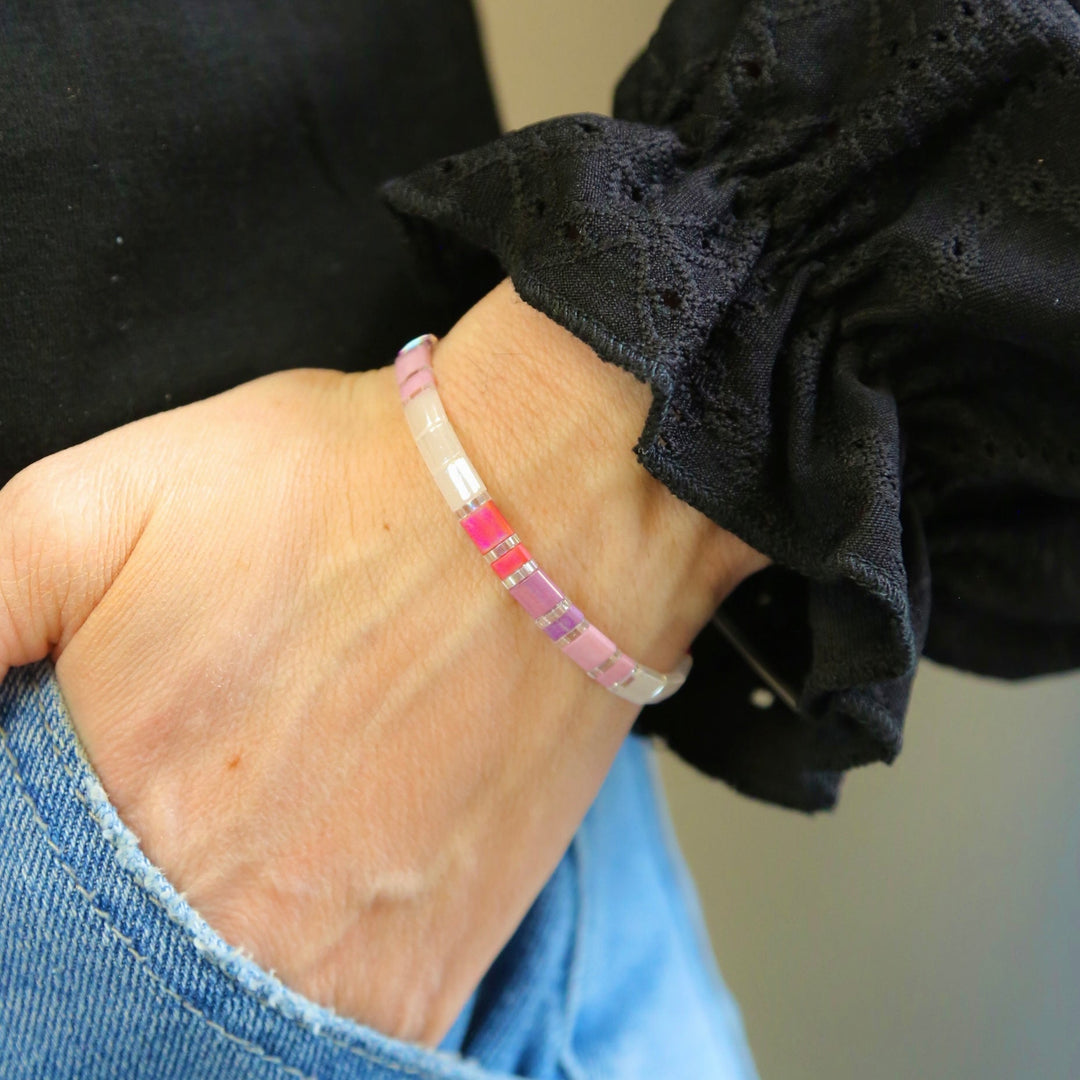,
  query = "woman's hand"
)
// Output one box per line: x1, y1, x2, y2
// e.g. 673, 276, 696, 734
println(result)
0, 281, 767, 1046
